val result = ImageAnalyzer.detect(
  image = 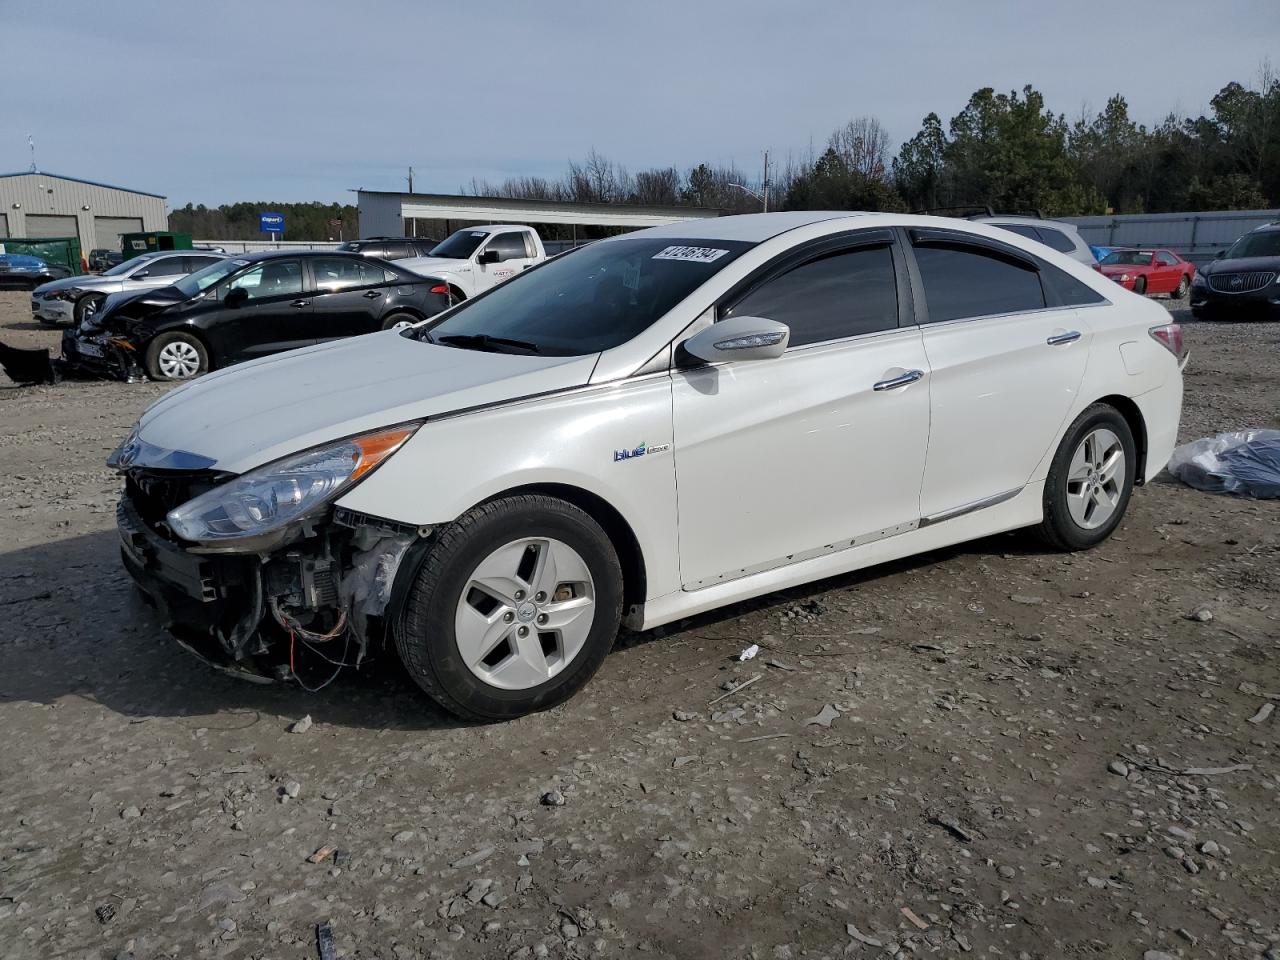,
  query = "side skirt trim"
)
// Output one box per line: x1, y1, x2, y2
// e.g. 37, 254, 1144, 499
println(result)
918, 487, 1024, 528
